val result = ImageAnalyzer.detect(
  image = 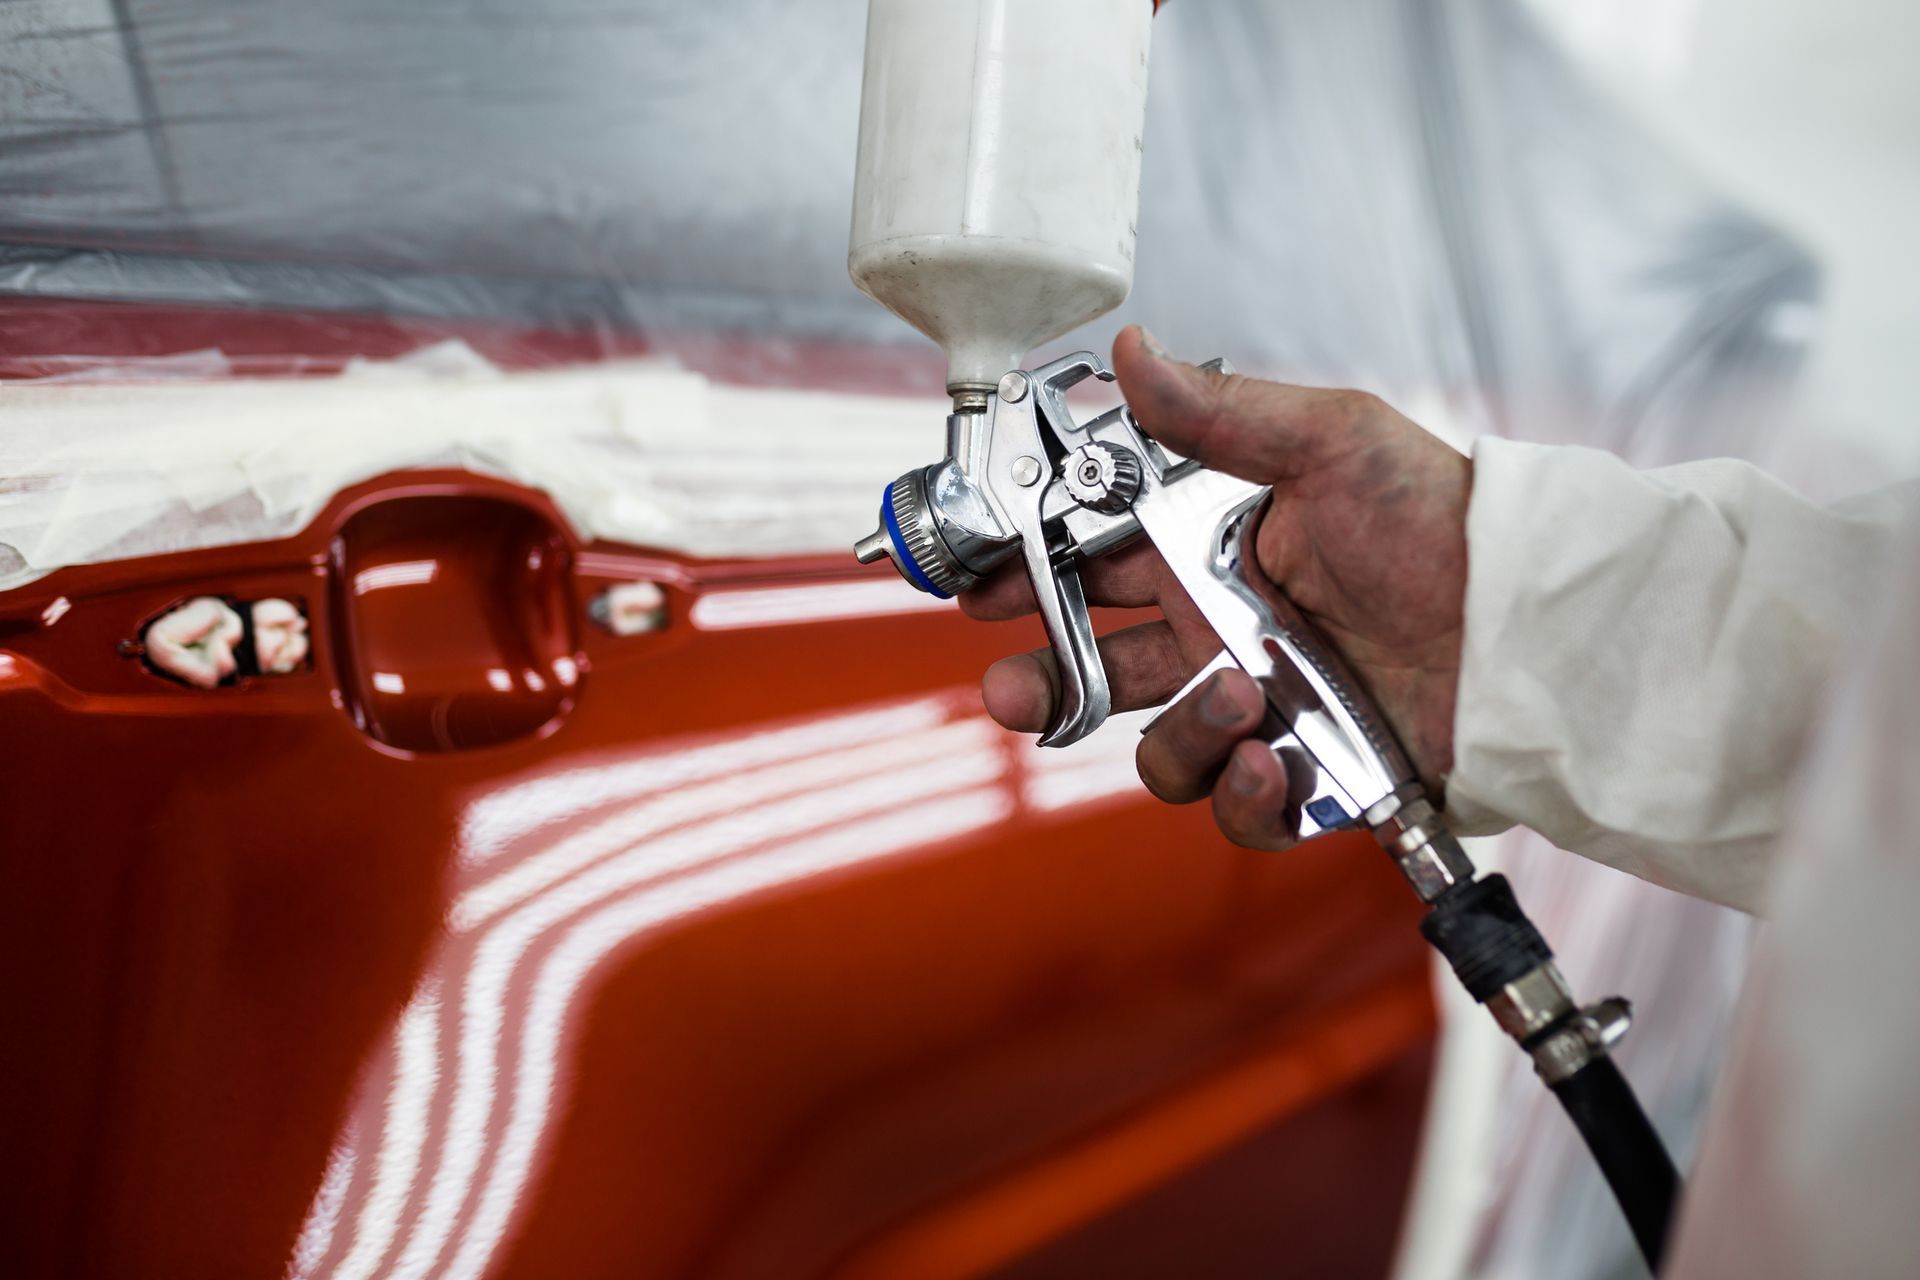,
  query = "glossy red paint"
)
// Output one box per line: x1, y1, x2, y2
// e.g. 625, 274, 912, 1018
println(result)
0, 309, 1435, 1278
330, 493, 579, 753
